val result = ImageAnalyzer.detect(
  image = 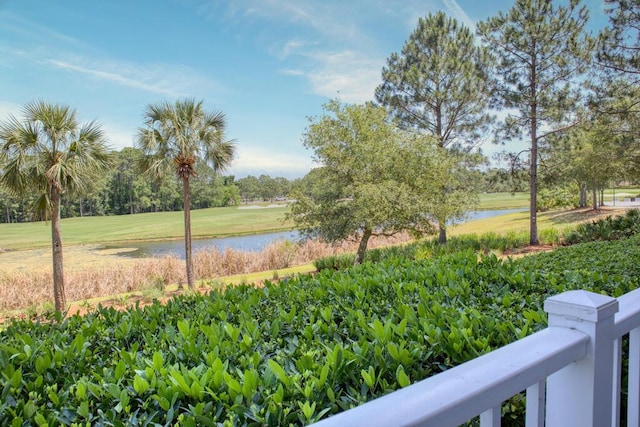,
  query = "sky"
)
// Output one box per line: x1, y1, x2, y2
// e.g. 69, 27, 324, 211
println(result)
0, 0, 610, 179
